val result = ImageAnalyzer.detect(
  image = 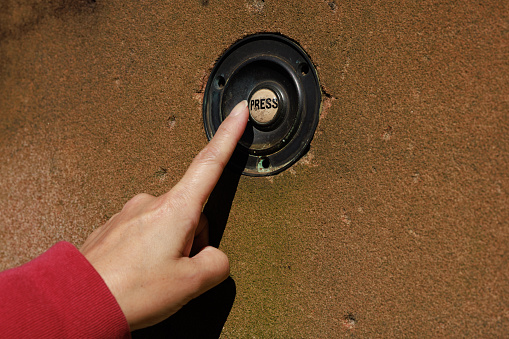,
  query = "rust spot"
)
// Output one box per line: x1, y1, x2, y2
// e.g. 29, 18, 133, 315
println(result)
343, 312, 356, 329
382, 125, 393, 141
